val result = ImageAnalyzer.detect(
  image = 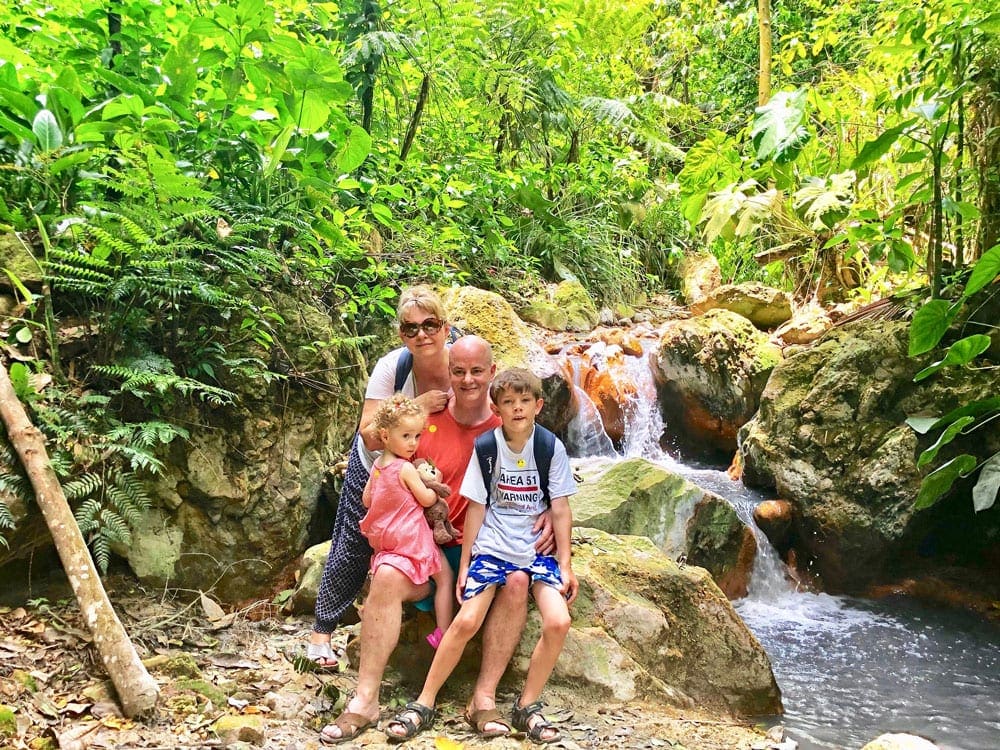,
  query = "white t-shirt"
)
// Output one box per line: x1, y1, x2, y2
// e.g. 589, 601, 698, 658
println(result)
356, 348, 414, 470
459, 426, 576, 567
